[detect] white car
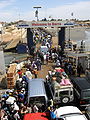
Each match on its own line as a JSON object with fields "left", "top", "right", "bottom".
{"left": 40, "top": 46, "right": 49, "bottom": 60}
{"left": 54, "top": 106, "right": 88, "bottom": 120}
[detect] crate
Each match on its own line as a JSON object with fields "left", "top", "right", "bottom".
{"left": 7, "top": 63, "right": 17, "bottom": 73}
{"left": 7, "top": 77, "right": 15, "bottom": 86}
{"left": 7, "top": 81, "right": 15, "bottom": 85}
{"left": 7, "top": 73, "right": 14, "bottom": 77}
{"left": 7, "top": 77, "right": 14, "bottom": 81}
{"left": 7, "top": 85, "right": 14, "bottom": 89}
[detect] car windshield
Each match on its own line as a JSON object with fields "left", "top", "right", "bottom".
{"left": 82, "top": 91, "right": 90, "bottom": 99}
{"left": 29, "top": 96, "right": 45, "bottom": 104}
{"left": 59, "top": 91, "right": 69, "bottom": 96}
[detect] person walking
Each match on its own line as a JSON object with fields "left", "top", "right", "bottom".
{"left": 49, "top": 107, "right": 58, "bottom": 120}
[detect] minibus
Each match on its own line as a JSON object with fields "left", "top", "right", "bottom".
{"left": 28, "top": 78, "right": 48, "bottom": 107}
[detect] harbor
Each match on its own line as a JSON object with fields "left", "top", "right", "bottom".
{"left": 0, "top": 0, "right": 90, "bottom": 119}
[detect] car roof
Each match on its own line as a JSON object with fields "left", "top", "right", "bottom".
{"left": 70, "top": 77, "right": 90, "bottom": 90}
{"left": 65, "top": 115, "right": 87, "bottom": 120}
{"left": 54, "top": 106, "right": 82, "bottom": 117}
{"left": 28, "top": 78, "right": 47, "bottom": 98}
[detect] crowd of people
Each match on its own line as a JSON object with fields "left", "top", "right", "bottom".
{"left": 0, "top": 28, "right": 85, "bottom": 120}
{"left": 1, "top": 47, "right": 84, "bottom": 120}
{"left": 0, "top": 30, "right": 53, "bottom": 120}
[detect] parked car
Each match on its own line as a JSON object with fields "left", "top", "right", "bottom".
{"left": 28, "top": 78, "right": 48, "bottom": 109}
{"left": 54, "top": 106, "right": 88, "bottom": 120}
{"left": 70, "top": 77, "right": 90, "bottom": 107}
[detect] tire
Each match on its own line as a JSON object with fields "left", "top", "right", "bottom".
{"left": 61, "top": 96, "right": 70, "bottom": 104}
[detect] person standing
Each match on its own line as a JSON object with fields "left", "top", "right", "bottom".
{"left": 77, "top": 63, "right": 83, "bottom": 77}
{"left": 25, "top": 69, "right": 32, "bottom": 80}
{"left": 46, "top": 54, "right": 49, "bottom": 64}
{"left": 49, "top": 107, "right": 58, "bottom": 120}
{"left": 13, "top": 110, "right": 21, "bottom": 120}
{"left": 34, "top": 67, "right": 38, "bottom": 78}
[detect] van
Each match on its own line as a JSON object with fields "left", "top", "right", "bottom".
{"left": 70, "top": 77, "right": 90, "bottom": 107}
{"left": 40, "top": 46, "right": 48, "bottom": 60}
{"left": 28, "top": 78, "right": 48, "bottom": 107}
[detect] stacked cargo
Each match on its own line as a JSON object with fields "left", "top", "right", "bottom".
{"left": 7, "top": 63, "right": 17, "bottom": 89}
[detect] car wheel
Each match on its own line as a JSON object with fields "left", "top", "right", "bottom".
{"left": 61, "top": 96, "right": 70, "bottom": 103}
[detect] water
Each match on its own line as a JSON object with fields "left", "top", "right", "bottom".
{"left": 4, "top": 52, "right": 28, "bottom": 67}
{"left": 0, "top": 51, "right": 6, "bottom": 74}
{"left": 84, "top": 31, "right": 90, "bottom": 51}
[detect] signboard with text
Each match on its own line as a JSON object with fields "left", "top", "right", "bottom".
{"left": 17, "top": 21, "right": 74, "bottom": 28}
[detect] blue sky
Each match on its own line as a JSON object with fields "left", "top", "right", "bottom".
{"left": 0, "top": 0, "right": 90, "bottom": 22}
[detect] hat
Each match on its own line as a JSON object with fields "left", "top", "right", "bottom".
{"left": 9, "top": 92, "right": 13, "bottom": 96}
{"left": 18, "top": 78, "right": 22, "bottom": 82}
{"left": 8, "top": 90, "right": 13, "bottom": 93}
{"left": 48, "top": 107, "right": 50, "bottom": 110}
{"left": 21, "top": 91, "right": 23, "bottom": 93}
{"left": 35, "top": 66, "right": 37, "bottom": 69}
{"left": 21, "top": 88, "right": 25, "bottom": 91}
{"left": 27, "top": 69, "right": 29, "bottom": 71}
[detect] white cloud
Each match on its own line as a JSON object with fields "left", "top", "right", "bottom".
{"left": 38, "top": 1, "right": 90, "bottom": 20}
